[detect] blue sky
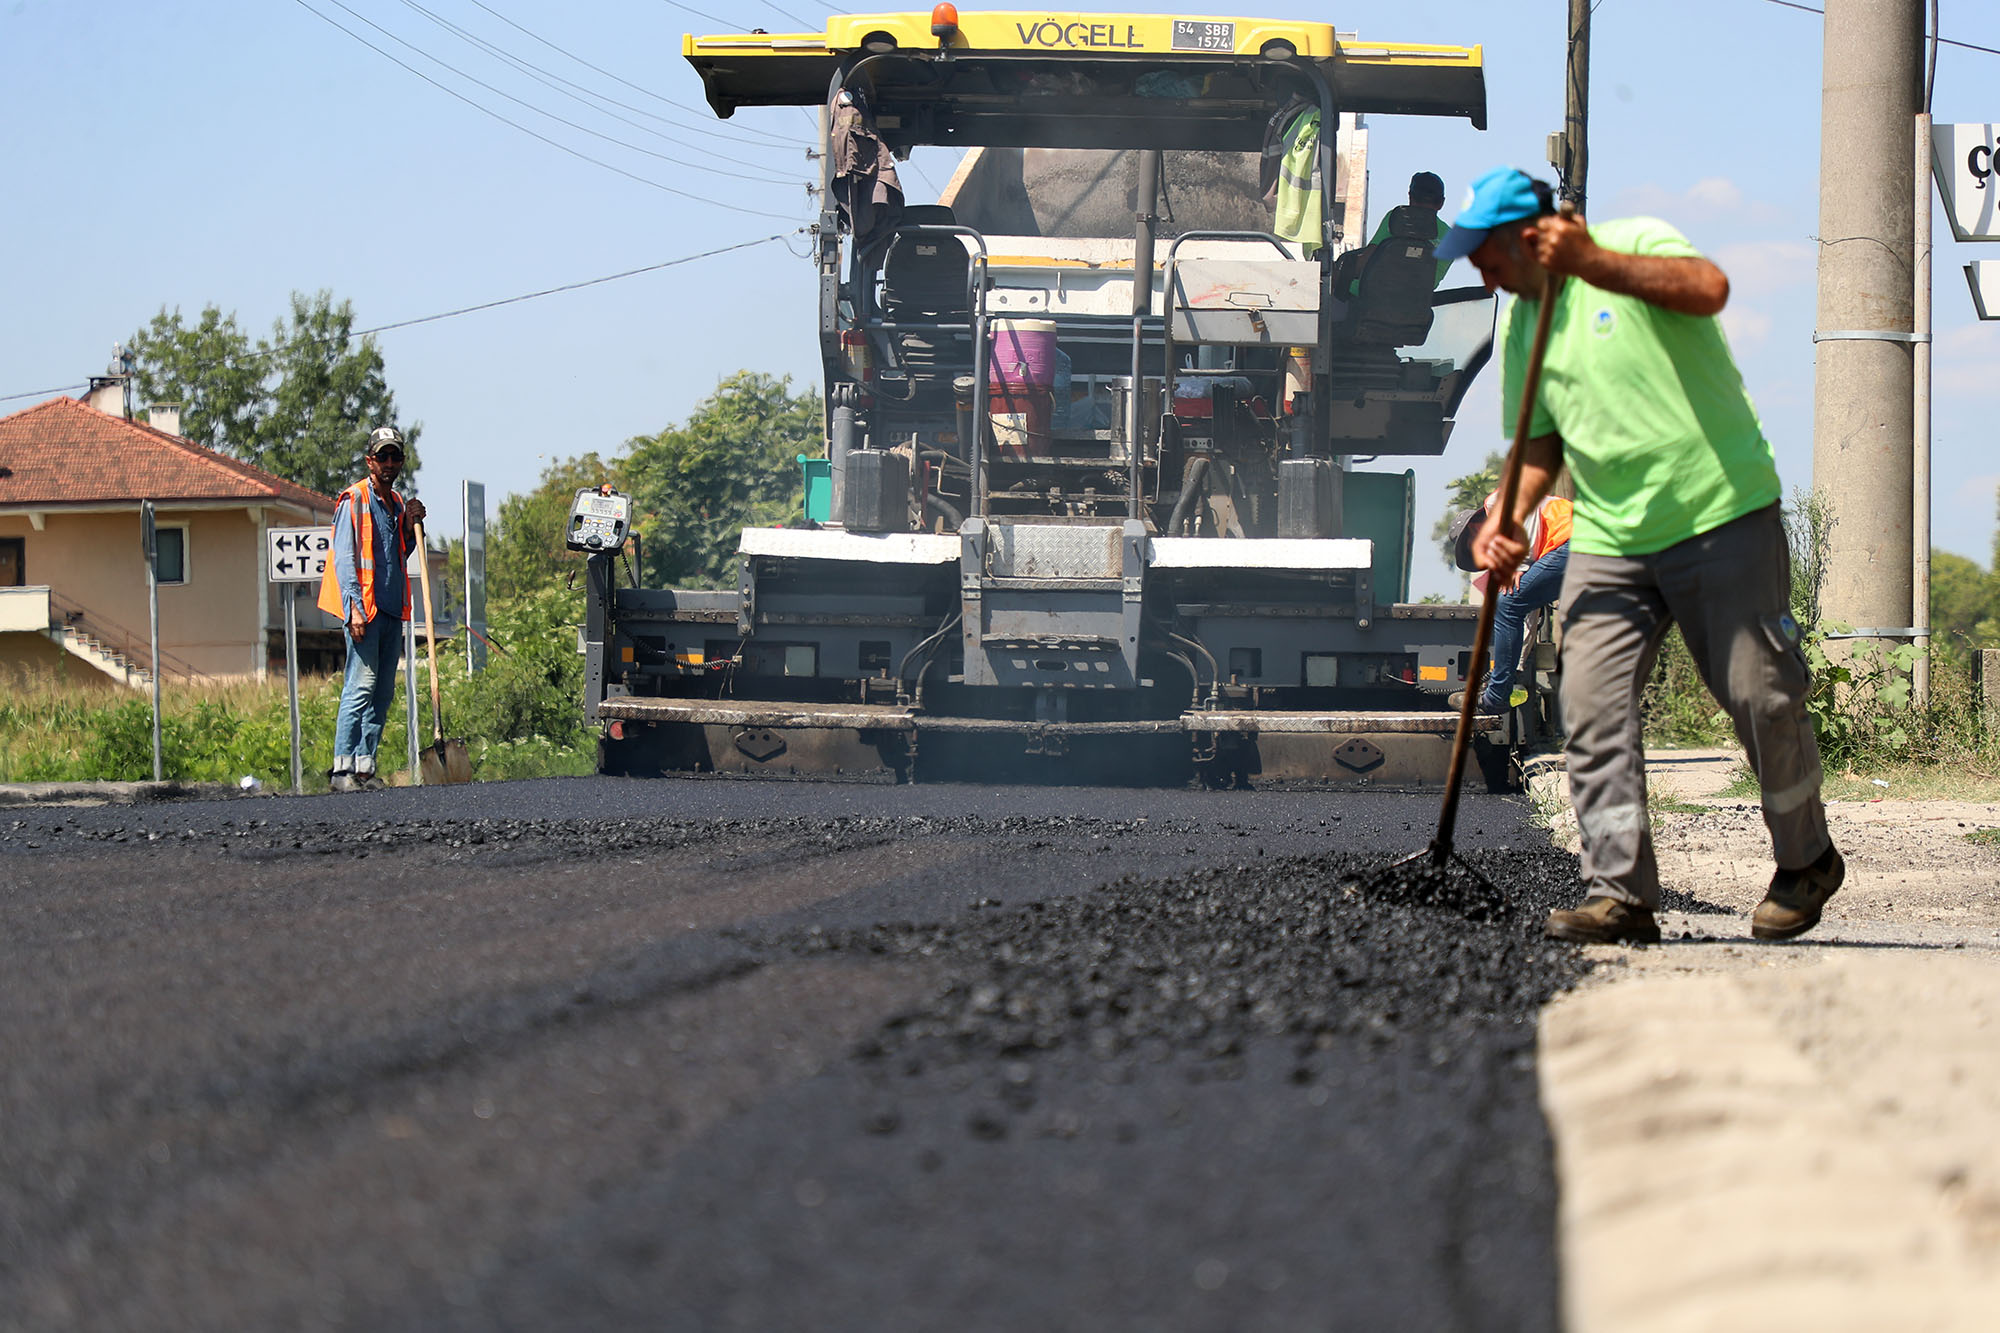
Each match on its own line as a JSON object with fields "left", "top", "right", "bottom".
{"left": 4, "top": 0, "right": 1995, "bottom": 599}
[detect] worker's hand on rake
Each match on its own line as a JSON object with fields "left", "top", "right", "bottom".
{"left": 1527, "top": 208, "right": 1593, "bottom": 278}
{"left": 1473, "top": 508, "right": 1527, "bottom": 584}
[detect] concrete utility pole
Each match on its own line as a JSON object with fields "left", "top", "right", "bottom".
{"left": 1563, "top": 0, "right": 1590, "bottom": 214}
{"left": 1812, "top": 0, "right": 1924, "bottom": 645}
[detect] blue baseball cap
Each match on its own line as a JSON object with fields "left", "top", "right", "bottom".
{"left": 1435, "top": 167, "right": 1553, "bottom": 263}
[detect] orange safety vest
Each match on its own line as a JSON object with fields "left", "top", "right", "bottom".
{"left": 317, "top": 478, "right": 411, "bottom": 621}
{"left": 1531, "top": 496, "right": 1573, "bottom": 563}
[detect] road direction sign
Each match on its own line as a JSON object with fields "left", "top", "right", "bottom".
{"left": 1969, "top": 261, "right": 2000, "bottom": 320}
{"left": 267, "top": 526, "right": 333, "bottom": 583}
{"left": 1932, "top": 123, "right": 2000, "bottom": 242}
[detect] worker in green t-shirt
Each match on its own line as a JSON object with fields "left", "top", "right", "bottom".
{"left": 1368, "top": 171, "right": 1451, "bottom": 288}
{"left": 1443, "top": 166, "right": 1841, "bottom": 947}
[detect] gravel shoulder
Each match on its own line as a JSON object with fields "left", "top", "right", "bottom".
{"left": 1534, "top": 748, "right": 2000, "bottom": 1331}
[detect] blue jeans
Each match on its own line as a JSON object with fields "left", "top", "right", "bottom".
{"left": 334, "top": 613, "right": 405, "bottom": 769}
{"left": 1482, "top": 543, "right": 1569, "bottom": 707}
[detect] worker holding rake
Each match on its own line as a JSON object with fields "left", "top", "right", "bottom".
{"left": 1442, "top": 167, "right": 1841, "bottom": 946}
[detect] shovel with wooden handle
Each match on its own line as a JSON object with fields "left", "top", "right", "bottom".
{"left": 412, "top": 521, "right": 473, "bottom": 785}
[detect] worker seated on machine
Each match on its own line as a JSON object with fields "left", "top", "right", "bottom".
{"left": 1366, "top": 171, "right": 1451, "bottom": 289}
{"left": 1329, "top": 171, "right": 1449, "bottom": 346}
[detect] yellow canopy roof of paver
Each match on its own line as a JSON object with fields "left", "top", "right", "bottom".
{"left": 683, "top": 11, "right": 1486, "bottom": 138}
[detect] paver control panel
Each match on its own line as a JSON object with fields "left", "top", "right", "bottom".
{"left": 565, "top": 487, "right": 632, "bottom": 553}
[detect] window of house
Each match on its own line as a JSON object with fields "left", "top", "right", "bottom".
{"left": 155, "top": 526, "right": 188, "bottom": 585}
{"left": 0, "top": 538, "right": 22, "bottom": 587}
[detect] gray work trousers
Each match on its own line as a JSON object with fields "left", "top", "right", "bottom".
{"left": 1558, "top": 503, "right": 1830, "bottom": 909}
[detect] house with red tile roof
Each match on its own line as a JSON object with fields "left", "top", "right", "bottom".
{"left": 0, "top": 391, "right": 346, "bottom": 685}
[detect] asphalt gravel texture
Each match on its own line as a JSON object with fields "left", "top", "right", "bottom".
{"left": 0, "top": 776, "right": 1613, "bottom": 1331}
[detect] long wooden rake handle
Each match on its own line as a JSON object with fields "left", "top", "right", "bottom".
{"left": 1430, "top": 246, "right": 1570, "bottom": 860}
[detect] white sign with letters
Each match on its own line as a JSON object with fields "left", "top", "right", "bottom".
{"left": 1932, "top": 123, "right": 2000, "bottom": 242}
{"left": 1969, "top": 261, "right": 2000, "bottom": 321}
{"left": 266, "top": 525, "right": 333, "bottom": 583}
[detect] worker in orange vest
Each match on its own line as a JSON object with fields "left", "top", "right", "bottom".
{"left": 317, "top": 427, "right": 426, "bottom": 791}
{"left": 1480, "top": 487, "right": 1570, "bottom": 714}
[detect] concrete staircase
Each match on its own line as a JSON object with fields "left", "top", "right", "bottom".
{"left": 48, "top": 623, "right": 154, "bottom": 691}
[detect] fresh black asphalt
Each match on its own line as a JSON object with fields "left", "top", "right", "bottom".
{"left": 0, "top": 776, "right": 1591, "bottom": 1331}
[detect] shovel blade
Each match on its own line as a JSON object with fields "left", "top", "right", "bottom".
{"left": 420, "top": 739, "right": 473, "bottom": 785}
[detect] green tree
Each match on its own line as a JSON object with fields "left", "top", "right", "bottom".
{"left": 623, "top": 372, "right": 820, "bottom": 589}
{"left": 127, "top": 290, "right": 419, "bottom": 499}
{"left": 125, "top": 306, "right": 263, "bottom": 455}
{"left": 488, "top": 452, "right": 625, "bottom": 602}
{"left": 1932, "top": 549, "right": 2000, "bottom": 661}
{"left": 257, "top": 292, "right": 420, "bottom": 499}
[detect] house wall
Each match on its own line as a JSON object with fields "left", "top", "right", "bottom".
{"left": 0, "top": 509, "right": 264, "bottom": 679}
{"left": 0, "top": 628, "right": 121, "bottom": 690}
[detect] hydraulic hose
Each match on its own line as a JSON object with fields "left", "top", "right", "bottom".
{"left": 896, "top": 611, "right": 963, "bottom": 704}
{"left": 1168, "top": 629, "right": 1222, "bottom": 708}
{"left": 923, "top": 493, "right": 964, "bottom": 531}
{"left": 1167, "top": 455, "right": 1210, "bottom": 536}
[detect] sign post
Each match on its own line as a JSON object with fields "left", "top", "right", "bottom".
{"left": 285, "top": 588, "right": 303, "bottom": 793}
{"left": 140, "top": 500, "right": 162, "bottom": 781}
{"left": 463, "top": 481, "right": 488, "bottom": 673}
{"left": 265, "top": 525, "right": 333, "bottom": 793}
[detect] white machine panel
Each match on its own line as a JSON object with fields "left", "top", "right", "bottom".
{"left": 739, "top": 527, "right": 960, "bottom": 565}
{"left": 1148, "top": 537, "right": 1374, "bottom": 570}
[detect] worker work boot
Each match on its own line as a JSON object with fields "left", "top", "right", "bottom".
{"left": 354, "top": 771, "right": 387, "bottom": 792}
{"left": 1544, "top": 895, "right": 1661, "bottom": 945}
{"left": 1752, "top": 843, "right": 1845, "bottom": 941}
{"left": 329, "top": 771, "right": 358, "bottom": 793}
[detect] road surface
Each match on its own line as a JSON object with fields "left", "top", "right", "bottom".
{"left": 1, "top": 776, "right": 1584, "bottom": 1331}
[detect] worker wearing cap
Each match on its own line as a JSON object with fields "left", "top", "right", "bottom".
{"left": 1447, "top": 167, "right": 1840, "bottom": 946}
{"left": 318, "top": 426, "right": 426, "bottom": 792}
{"left": 1369, "top": 171, "right": 1452, "bottom": 287}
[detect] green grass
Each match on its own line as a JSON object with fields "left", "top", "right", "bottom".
{"left": 0, "top": 592, "right": 596, "bottom": 788}
{"left": 1965, "top": 827, "right": 2000, "bottom": 848}
{"left": 1647, "top": 781, "right": 1713, "bottom": 815}
{"left": 0, "top": 669, "right": 595, "bottom": 788}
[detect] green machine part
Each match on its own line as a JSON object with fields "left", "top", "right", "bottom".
{"left": 1341, "top": 468, "right": 1416, "bottom": 605}
{"left": 799, "top": 455, "right": 832, "bottom": 523}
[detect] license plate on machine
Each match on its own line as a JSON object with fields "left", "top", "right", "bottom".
{"left": 1171, "top": 20, "right": 1234, "bottom": 51}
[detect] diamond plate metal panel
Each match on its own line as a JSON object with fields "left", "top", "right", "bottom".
{"left": 988, "top": 524, "right": 1123, "bottom": 579}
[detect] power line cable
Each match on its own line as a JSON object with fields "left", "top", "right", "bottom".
{"left": 350, "top": 233, "right": 797, "bottom": 338}
{"left": 288, "top": 0, "right": 798, "bottom": 216}
{"left": 394, "top": 0, "right": 806, "bottom": 160}
{"left": 314, "top": 0, "right": 800, "bottom": 186}
{"left": 459, "top": 0, "right": 807, "bottom": 148}
{"left": 659, "top": 0, "right": 740, "bottom": 31}
{"left": 1759, "top": 0, "right": 2000, "bottom": 57}
{"left": 761, "top": 2, "right": 819, "bottom": 28}
{"left": 0, "top": 233, "right": 797, "bottom": 406}
{"left": 0, "top": 379, "right": 90, "bottom": 404}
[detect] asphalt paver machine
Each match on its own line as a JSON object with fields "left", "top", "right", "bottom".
{"left": 583, "top": 10, "right": 1529, "bottom": 786}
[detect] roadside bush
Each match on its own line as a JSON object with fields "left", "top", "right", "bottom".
{"left": 455, "top": 586, "right": 589, "bottom": 753}
{"left": 0, "top": 594, "right": 595, "bottom": 787}
{"left": 1640, "top": 487, "right": 2000, "bottom": 775}
{"left": 1640, "top": 628, "right": 1735, "bottom": 748}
